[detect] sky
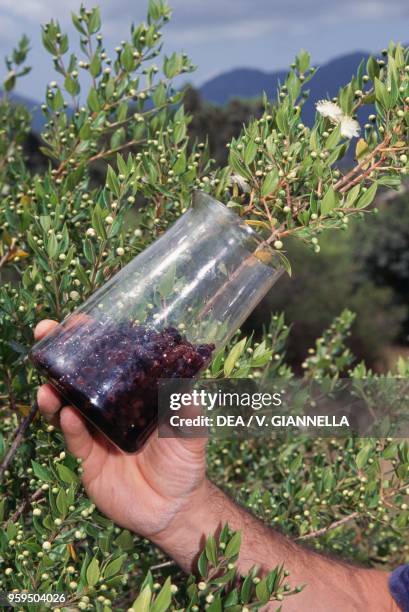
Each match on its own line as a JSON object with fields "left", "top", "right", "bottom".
{"left": 0, "top": 0, "right": 408, "bottom": 102}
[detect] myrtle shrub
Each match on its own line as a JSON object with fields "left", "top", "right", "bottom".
{"left": 0, "top": 1, "right": 408, "bottom": 610}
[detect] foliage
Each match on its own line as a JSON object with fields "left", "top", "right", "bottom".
{"left": 221, "top": 46, "right": 408, "bottom": 270}
{"left": 249, "top": 230, "right": 406, "bottom": 368}
{"left": 0, "top": 2, "right": 409, "bottom": 610}
{"left": 354, "top": 191, "right": 409, "bottom": 339}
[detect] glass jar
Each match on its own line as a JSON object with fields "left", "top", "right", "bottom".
{"left": 29, "top": 191, "right": 283, "bottom": 452}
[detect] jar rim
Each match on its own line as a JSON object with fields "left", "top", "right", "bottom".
{"left": 192, "top": 190, "right": 278, "bottom": 268}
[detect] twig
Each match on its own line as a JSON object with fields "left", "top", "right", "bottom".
{"left": 334, "top": 137, "right": 390, "bottom": 191}
{"left": 0, "top": 238, "right": 17, "bottom": 271}
{"left": 295, "top": 511, "right": 359, "bottom": 541}
{"left": 10, "top": 487, "right": 44, "bottom": 523}
{"left": 0, "top": 400, "right": 39, "bottom": 481}
{"left": 150, "top": 560, "right": 175, "bottom": 571}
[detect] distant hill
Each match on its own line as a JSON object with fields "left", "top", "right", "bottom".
{"left": 1, "top": 90, "right": 44, "bottom": 132}
{"left": 199, "top": 51, "right": 370, "bottom": 124}
{"left": 1, "top": 49, "right": 397, "bottom": 132}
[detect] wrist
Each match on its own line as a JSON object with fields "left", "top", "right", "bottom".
{"left": 152, "top": 478, "right": 228, "bottom": 572}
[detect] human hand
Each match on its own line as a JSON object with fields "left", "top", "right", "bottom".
{"left": 35, "top": 319, "right": 209, "bottom": 544}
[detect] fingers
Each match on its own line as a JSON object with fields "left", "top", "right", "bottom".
{"left": 34, "top": 318, "right": 95, "bottom": 463}
{"left": 34, "top": 319, "right": 59, "bottom": 341}
{"left": 37, "top": 384, "right": 62, "bottom": 426}
{"left": 60, "top": 406, "right": 94, "bottom": 462}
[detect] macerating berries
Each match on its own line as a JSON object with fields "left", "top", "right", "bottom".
{"left": 30, "top": 319, "right": 214, "bottom": 452}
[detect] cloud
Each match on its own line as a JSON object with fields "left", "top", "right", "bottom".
{"left": 0, "top": 0, "right": 79, "bottom": 22}
{"left": 0, "top": 0, "right": 408, "bottom": 101}
{"left": 2, "top": 0, "right": 407, "bottom": 41}
{"left": 99, "top": 0, "right": 409, "bottom": 42}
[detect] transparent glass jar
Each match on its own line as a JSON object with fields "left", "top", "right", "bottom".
{"left": 30, "top": 191, "right": 283, "bottom": 452}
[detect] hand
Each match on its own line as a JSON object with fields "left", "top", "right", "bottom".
{"left": 35, "top": 319, "right": 209, "bottom": 544}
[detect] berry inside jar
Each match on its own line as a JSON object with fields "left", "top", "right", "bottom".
{"left": 30, "top": 317, "right": 214, "bottom": 452}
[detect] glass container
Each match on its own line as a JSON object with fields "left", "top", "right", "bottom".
{"left": 29, "top": 191, "right": 283, "bottom": 452}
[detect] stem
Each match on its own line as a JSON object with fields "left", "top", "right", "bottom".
{"left": 0, "top": 400, "right": 39, "bottom": 482}
{"left": 87, "top": 138, "right": 143, "bottom": 164}
{"left": 295, "top": 511, "right": 359, "bottom": 541}
{"left": 10, "top": 486, "right": 44, "bottom": 523}
{"left": 0, "top": 238, "right": 17, "bottom": 271}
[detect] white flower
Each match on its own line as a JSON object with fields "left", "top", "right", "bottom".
{"left": 316, "top": 100, "right": 344, "bottom": 122}
{"left": 316, "top": 99, "right": 360, "bottom": 139}
{"left": 340, "top": 116, "right": 361, "bottom": 139}
{"left": 230, "top": 173, "right": 250, "bottom": 193}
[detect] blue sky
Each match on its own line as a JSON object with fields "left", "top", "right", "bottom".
{"left": 0, "top": 0, "right": 408, "bottom": 101}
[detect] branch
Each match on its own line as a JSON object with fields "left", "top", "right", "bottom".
{"left": 0, "top": 238, "right": 17, "bottom": 271}
{"left": 0, "top": 400, "right": 39, "bottom": 481}
{"left": 295, "top": 511, "right": 359, "bottom": 541}
{"left": 10, "top": 486, "right": 44, "bottom": 523}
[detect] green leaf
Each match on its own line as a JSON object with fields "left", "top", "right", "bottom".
{"left": 205, "top": 534, "right": 218, "bottom": 566}
{"left": 89, "top": 54, "right": 102, "bottom": 78}
{"left": 104, "top": 554, "right": 127, "bottom": 579}
{"left": 31, "top": 460, "right": 53, "bottom": 482}
{"left": 151, "top": 576, "right": 172, "bottom": 612}
{"left": 374, "top": 78, "right": 388, "bottom": 109}
{"left": 86, "top": 557, "right": 100, "bottom": 587}
{"left": 325, "top": 124, "right": 341, "bottom": 149}
{"left": 228, "top": 149, "right": 251, "bottom": 181}
{"left": 56, "top": 488, "right": 68, "bottom": 516}
{"left": 158, "top": 264, "right": 176, "bottom": 298}
{"left": 356, "top": 443, "right": 372, "bottom": 469}
{"left": 87, "top": 88, "right": 101, "bottom": 112}
{"left": 261, "top": 169, "right": 279, "bottom": 197}
{"left": 72, "top": 12, "right": 87, "bottom": 35}
{"left": 153, "top": 82, "right": 167, "bottom": 107}
{"left": 121, "top": 43, "right": 135, "bottom": 72}
{"left": 56, "top": 463, "right": 78, "bottom": 484}
{"left": 275, "top": 107, "right": 289, "bottom": 135}
{"left": 255, "top": 577, "right": 270, "bottom": 604}
{"left": 106, "top": 165, "right": 120, "bottom": 197}
{"left": 3, "top": 71, "right": 16, "bottom": 92}
{"left": 225, "top": 531, "right": 241, "bottom": 558}
{"left": 64, "top": 75, "right": 80, "bottom": 96}
{"left": 224, "top": 337, "right": 247, "bottom": 376}
{"left": 148, "top": 0, "right": 163, "bottom": 21}
{"left": 241, "top": 574, "right": 253, "bottom": 604}
{"left": 356, "top": 182, "right": 377, "bottom": 209}
{"left": 297, "top": 49, "right": 310, "bottom": 73}
{"left": 320, "top": 187, "right": 339, "bottom": 215}
{"left": 46, "top": 231, "right": 58, "bottom": 259}
{"left": 346, "top": 184, "right": 361, "bottom": 206}
{"left": 244, "top": 139, "right": 257, "bottom": 165}
{"left": 132, "top": 585, "right": 152, "bottom": 611}
{"left": 377, "top": 175, "right": 402, "bottom": 189}
{"left": 163, "top": 53, "right": 182, "bottom": 78}
{"left": 173, "top": 152, "right": 186, "bottom": 175}
{"left": 88, "top": 8, "right": 101, "bottom": 34}
{"left": 173, "top": 121, "right": 186, "bottom": 145}
{"left": 91, "top": 203, "right": 107, "bottom": 239}
{"left": 197, "top": 550, "right": 208, "bottom": 577}
{"left": 366, "top": 56, "right": 380, "bottom": 81}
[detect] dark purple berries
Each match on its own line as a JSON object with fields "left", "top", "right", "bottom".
{"left": 30, "top": 319, "right": 214, "bottom": 453}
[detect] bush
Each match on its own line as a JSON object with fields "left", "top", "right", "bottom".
{"left": 355, "top": 191, "right": 409, "bottom": 341}
{"left": 0, "top": 2, "right": 408, "bottom": 610}
{"left": 249, "top": 230, "right": 406, "bottom": 369}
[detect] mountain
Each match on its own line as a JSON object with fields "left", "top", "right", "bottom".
{"left": 199, "top": 51, "right": 370, "bottom": 124}
{"left": 2, "top": 49, "right": 395, "bottom": 132}
{"left": 1, "top": 90, "right": 44, "bottom": 132}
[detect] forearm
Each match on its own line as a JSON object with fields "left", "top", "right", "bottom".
{"left": 153, "top": 479, "right": 398, "bottom": 612}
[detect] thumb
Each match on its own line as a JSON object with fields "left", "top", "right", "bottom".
{"left": 60, "top": 406, "right": 94, "bottom": 462}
